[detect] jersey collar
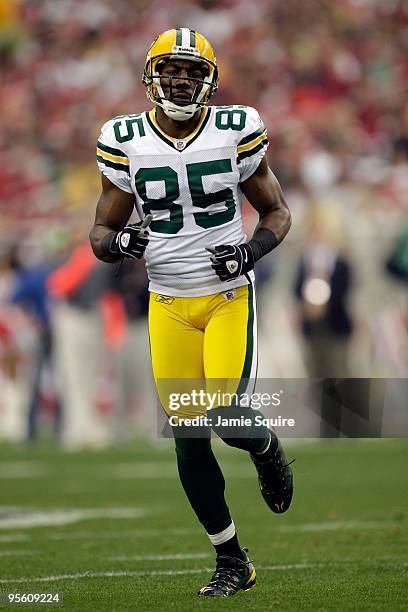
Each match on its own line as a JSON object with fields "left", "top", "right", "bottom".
{"left": 145, "top": 107, "right": 211, "bottom": 150}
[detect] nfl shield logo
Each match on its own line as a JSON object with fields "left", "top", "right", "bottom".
{"left": 175, "top": 140, "right": 186, "bottom": 151}
{"left": 223, "top": 289, "right": 236, "bottom": 301}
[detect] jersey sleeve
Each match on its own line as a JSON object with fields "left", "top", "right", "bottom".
{"left": 96, "top": 119, "right": 133, "bottom": 193}
{"left": 237, "top": 107, "right": 269, "bottom": 182}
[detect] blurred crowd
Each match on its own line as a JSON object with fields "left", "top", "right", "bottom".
{"left": 0, "top": 0, "right": 407, "bottom": 445}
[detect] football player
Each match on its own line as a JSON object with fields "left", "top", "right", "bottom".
{"left": 90, "top": 28, "right": 293, "bottom": 597}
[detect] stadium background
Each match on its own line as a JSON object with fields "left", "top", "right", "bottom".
{"left": 0, "top": 0, "right": 407, "bottom": 443}
{"left": 0, "top": 1, "right": 407, "bottom": 610}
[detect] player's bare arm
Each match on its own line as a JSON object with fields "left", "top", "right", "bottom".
{"left": 241, "top": 155, "right": 291, "bottom": 243}
{"left": 90, "top": 175, "right": 150, "bottom": 262}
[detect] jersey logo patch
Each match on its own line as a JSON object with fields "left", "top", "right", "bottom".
{"left": 226, "top": 260, "right": 239, "bottom": 274}
{"left": 222, "top": 289, "right": 236, "bottom": 301}
{"left": 155, "top": 295, "right": 175, "bottom": 305}
{"left": 120, "top": 233, "right": 130, "bottom": 248}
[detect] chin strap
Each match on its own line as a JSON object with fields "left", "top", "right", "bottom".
{"left": 160, "top": 99, "right": 199, "bottom": 121}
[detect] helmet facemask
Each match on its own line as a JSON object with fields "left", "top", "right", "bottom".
{"left": 143, "top": 55, "right": 218, "bottom": 121}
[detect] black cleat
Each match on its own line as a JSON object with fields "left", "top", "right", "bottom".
{"left": 250, "top": 433, "right": 294, "bottom": 513}
{"left": 197, "top": 548, "right": 256, "bottom": 597}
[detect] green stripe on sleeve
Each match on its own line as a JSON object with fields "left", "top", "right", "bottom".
{"left": 238, "top": 126, "right": 266, "bottom": 147}
{"left": 237, "top": 139, "right": 268, "bottom": 164}
{"left": 97, "top": 141, "right": 128, "bottom": 158}
{"left": 97, "top": 155, "right": 130, "bottom": 174}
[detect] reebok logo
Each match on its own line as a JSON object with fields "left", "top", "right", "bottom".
{"left": 155, "top": 295, "right": 175, "bottom": 305}
{"left": 172, "top": 45, "right": 200, "bottom": 56}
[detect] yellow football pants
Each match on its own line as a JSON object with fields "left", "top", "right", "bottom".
{"left": 148, "top": 284, "right": 257, "bottom": 419}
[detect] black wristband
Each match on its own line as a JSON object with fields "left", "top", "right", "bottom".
{"left": 100, "top": 232, "right": 122, "bottom": 260}
{"left": 247, "top": 228, "right": 279, "bottom": 263}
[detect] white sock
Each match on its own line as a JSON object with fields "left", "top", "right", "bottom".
{"left": 207, "top": 521, "right": 236, "bottom": 545}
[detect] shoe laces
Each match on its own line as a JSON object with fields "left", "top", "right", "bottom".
{"left": 207, "top": 553, "right": 251, "bottom": 591}
{"left": 257, "top": 455, "right": 295, "bottom": 488}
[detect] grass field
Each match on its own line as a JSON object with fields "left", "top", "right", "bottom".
{"left": 0, "top": 438, "right": 407, "bottom": 611}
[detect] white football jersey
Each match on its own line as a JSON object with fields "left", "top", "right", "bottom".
{"left": 96, "top": 105, "right": 268, "bottom": 296}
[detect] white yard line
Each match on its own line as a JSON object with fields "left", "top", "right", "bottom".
{"left": 0, "top": 463, "right": 49, "bottom": 479}
{"left": 0, "top": 564, "right": 323, "bottom": 584}
{"left": 41, "top": 519, "right": 398, "bottom": 540}
{"left": 0, "top": 557, "right": 406, "bottom": 585}
{"left": 107, "top": 462, "right": 256, "bottom": 479}
{"left": 46, "top": 527, "right": 196, "bottom": 541}
{"left": 109, "top": 553, "right": 210, "bottom": 561}
{"left": 0, "top": 551, "right": 34, "bottom": 557}
{"left": 0, "top": 508, "right": 146, "bottom": 530}
{"left": 273, "top": 520, "right": 395, "bottom": 533}
{"left": 0, "top": 535, "right": 30, "bottom": 543}
{"left": 0, "top": 519, "right": 396, "bottom": 542}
